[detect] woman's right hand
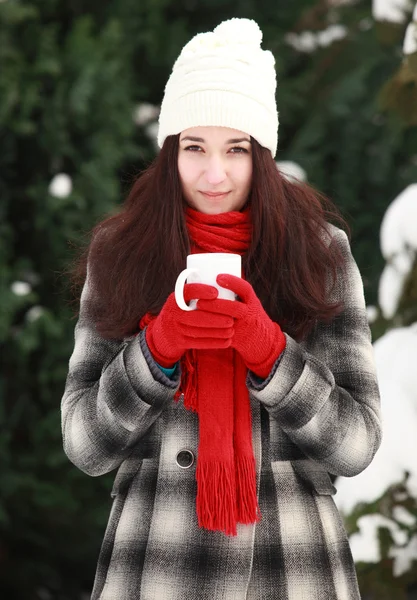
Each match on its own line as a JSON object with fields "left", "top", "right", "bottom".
{"left": 145, "top": 283, "right": 234, "bottom": 367}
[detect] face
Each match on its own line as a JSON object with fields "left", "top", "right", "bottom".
{"left": 177, "top": 126, "right": 253, "bottom": 215}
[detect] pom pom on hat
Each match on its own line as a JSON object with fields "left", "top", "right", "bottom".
{"left": 158, "top": 18, "right": 279, "bottom": 157}
{"left": 214, "top": 18, "right": 262, "bottom": 45}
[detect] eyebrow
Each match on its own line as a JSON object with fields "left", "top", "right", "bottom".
{"left": 180, "top": 135, "right": 251, "bottom": 144}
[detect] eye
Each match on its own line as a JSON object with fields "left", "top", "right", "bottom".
{"left": 229, "top": 146, "right": 249, "bottom": 154}
{"left": 184, "top": 145, "right": 203, "bottom": 152}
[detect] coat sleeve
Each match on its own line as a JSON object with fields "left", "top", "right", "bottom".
{"left": 61, "top": 268, "right": 180, "bottom": 477}
{"left": 247, "top": 227, "right": 382, "bottom": 477}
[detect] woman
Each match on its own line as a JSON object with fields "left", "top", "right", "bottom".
{"left": 62, "top": 18, "right": 381, "bottom": 600}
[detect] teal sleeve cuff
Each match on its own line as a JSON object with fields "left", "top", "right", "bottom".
{"left": 157, "top": 363, "right": 178, "bottom": 378}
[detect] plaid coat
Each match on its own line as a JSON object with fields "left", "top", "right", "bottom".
{"left": 61, "top": 227, "right": 381, "bottom": 600}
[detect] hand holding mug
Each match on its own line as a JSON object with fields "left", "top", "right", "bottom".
{"left": 145, "top": 283, "right": 234, "bottom": 368}
{"left": 197, "top": 274, "right": 287, "bottom": 379}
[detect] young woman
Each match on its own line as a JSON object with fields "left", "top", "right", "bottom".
{"left": 62, "top": 18, "right": 381, "bottom": 600}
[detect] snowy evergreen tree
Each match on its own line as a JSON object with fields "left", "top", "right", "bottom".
{"left": 334, "top": 5, "right": 417, "bottom": 598}
{"left": 336, "top": 183, "right": 417, "bottom": 599}
{"left": 0, "top": 1, "right": 141, "bottom": 597}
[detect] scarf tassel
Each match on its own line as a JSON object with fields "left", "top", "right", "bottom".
{"left": 196, "top": 460, "right": 238, "bottom": 537}
{"left": 235, "top": 455, "right": 260, "bottom": 524}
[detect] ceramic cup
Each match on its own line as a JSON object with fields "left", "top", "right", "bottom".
{"left": 174, "top": 253, "right": 242, "bottom": 311}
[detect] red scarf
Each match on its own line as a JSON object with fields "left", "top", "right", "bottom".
{"left": 141, "top": 206, "right": 259, "bottom": 536}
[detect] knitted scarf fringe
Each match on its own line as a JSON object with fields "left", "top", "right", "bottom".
{"left": 235, "top": 455, "right": 260, "bottom": 524}
{"left": 196, "top": 460, "right": 237, "bottom": 537}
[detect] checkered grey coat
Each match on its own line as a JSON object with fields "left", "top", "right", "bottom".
{"left": 61, "top": 227, "right": 381, "bottom": 600}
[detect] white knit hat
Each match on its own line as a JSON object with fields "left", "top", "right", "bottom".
{"left": 157, "top": 18, "right": 279, "bottom": 157}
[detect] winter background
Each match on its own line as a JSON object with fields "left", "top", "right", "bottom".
{"left": 1, "top": 0, "right": 417, "bottom": 598}
{"left": 280, "top": 1, "right": 417, "bottom": 591}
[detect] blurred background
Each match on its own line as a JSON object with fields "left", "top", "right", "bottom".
{"left": 1, "top": 0, "right": 417, "bottom": 598}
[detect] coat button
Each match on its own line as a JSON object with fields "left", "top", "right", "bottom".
{"left": 176, "top": 449, "right": 195, "bottom": 469}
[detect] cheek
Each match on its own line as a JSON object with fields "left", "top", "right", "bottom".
{"left": 237, "top": 162, "right": 253, "bottom": 193}
{"left": 178, "top": 156, "right": 199, "bottom": 186}
{"left": 178, "top": 157, "right": 201, "bottom": 205}
{"left": 177, "top": 156, "right": 187, "bottom": 185}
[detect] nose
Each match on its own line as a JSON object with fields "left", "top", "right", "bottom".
{"left": 205, "top": 155, "right": 227, "bottom": 186}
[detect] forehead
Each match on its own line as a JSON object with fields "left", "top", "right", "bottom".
{"left": 180, "top": 126, "right": 250, "bottom": 143}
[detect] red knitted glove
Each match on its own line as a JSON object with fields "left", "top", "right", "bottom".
{"left": 197, "top": 274, "right": 286, "bottom": 379}
{"left": 146, "top": 283, "right": 234, "bottom": 368}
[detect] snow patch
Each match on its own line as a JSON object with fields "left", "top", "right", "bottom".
{"left": 372, "top": 0, "right": 413, "bottom": 24}
{"left": 11, "top": 281, "right": 32, "bottom": 296}
{"left": 49, "top": 173, "right": 72, "bottom": 198}
{"left": 378, "top": 184, "right": 417, "bottom": 318}
{"left": 133, "top": 103, "right": 160, "bottom": 126}
{"left": 276, "top": 161, "right": 307, "bottom": 182}
{"left": 366, "top": 305, "right": 379, "bottom": 323}
{"left": 403, "top": 20, "right": 417, "bottom": 54}
{"left": 285, "top": 25, "right": 347, "bottom": 53}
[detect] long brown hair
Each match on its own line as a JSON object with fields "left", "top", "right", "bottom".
{"left": 70, "top": 135, "right": 348, "bottom": 340}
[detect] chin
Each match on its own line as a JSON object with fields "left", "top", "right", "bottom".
{"left": 185, "top": 195, "right": 245, "bottom": 215}
{"left": 204, "top": 205, "right": 233, "bottom": 215}
{"left": 186, "top": 201, "right": 228, "bottom": 215}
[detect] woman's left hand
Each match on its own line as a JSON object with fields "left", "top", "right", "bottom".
{"left": 197, "top": 274, "right": 286, "bottom": 379}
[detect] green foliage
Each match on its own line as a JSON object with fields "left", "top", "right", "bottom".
{"left": 341, "top": 474, "right": 417, "bottom": 600}
{"left": 0, "top": 0, "right": 138, "bottom": 597}
{"left": 380, "top": 59, "right": 417, "bottom": 127}
{"left": 1, "top": 0, "right": 417, "bottom": 597}
{"left": 278, "top": 9, "right": 417, "bottom": 305}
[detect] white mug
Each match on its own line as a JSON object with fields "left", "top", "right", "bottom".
{"left": 175, "top": 253, "right": 242, "bottom": 311}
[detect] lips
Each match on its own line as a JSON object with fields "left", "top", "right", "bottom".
{"left": 200, "top": 191, "right": 230, "bottom": 198}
